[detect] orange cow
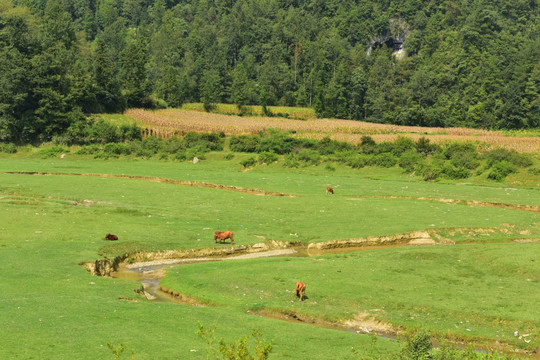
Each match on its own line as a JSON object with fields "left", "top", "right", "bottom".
{"left": 214, "top": 231, "right": 234, "bottom": 244}
{"left": 295, "top": 281, "right": 306, "bottom": 301}
{"left": 326, "top": 187, "right": 334, "bottom": 194}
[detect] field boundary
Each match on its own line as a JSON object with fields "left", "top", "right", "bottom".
{"left": 5, "top": 172, "right": 539, "bottom": 211}
{"left": 3, "top": 171, "right": 295, "bottom": 197}
{"left": 346, "top": 195, "right": 540, "bottom": 213}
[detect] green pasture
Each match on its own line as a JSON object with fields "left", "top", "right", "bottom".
{"left": 0, "top": 154, "right": 539, "bottom": 358}
{"left": 162, "top": 243, "right": 540, "bottom": 350}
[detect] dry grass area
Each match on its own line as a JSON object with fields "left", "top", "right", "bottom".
{"left": 125, "top": 108, "right": 540, "bottom": 153}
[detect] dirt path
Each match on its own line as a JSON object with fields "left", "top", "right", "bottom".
{"left": 125, "top": 249, "right": 297, "bottom": 269}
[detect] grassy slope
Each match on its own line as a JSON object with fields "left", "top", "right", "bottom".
{"left": 161, "top": 243, "right": 540, "bottom": 350}
{"left": 0, "top": 154, "right": 538, "bottom": 358}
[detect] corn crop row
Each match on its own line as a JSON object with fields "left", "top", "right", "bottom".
{"left": 126, "top": 109, "right": 540, "bottom": 153}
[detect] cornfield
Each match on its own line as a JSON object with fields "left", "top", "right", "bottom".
{"left": 125, "top": 109, "right": 540, "bottom": 153}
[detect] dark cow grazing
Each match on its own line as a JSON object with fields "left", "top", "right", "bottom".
{"left": 105, "top": 233, "right": 118, "bottom": 241}
{"left": 214, "top": 231, "right": 234, "bottom": 244}
{"left": 295, "top": 281, "right": 306, "bottom": 301}
{"left": 326, "top": 187, "right": 334, "bottom": 194}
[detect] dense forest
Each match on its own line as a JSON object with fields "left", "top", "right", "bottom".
{"left": 1, "top": 0, "right": 539, "bottom": 142}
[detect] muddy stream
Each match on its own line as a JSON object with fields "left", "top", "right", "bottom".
{"left": 110, "top": 246, "right": 400, "bottom": 336}
{"left": 106, "top": 242, "right": 540, "bottom": 358}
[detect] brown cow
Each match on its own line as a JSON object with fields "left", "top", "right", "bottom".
{"left": 295, "top": 281, "right": 306, "bottom": 301}
{"left": 105, "top": 233, "right": 118, "bottom": 241}
{"left": 214, "top": 231, "right": 234, "bottom": 244}
{"left": 326, "top": 187, "right": 334, "bottom": 194}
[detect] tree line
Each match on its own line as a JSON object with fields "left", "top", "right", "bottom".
{"left": 1, "top": 0, "right": 539, "bottom": 143}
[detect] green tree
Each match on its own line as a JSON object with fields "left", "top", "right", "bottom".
{"left": 200, "top": 69, "right": 224, "bottom": 110}
{"left": 120, "top": 34, "right": 149, "bottom": 107}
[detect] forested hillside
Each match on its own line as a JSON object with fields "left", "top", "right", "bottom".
{"left": 1, "top": 0, "right": 539, "bottom": 142}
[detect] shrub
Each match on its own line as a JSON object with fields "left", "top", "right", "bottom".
{"left": 62, "top": 116, "right": 142, "bottom": 145}
{"left": 399, "top": 150, "right": 424, "bottom": 173}
{"left": 183, "top": 132, "right": 223, "bottom": 151}
{"left": 197, "top": 323, "right": 273, "bottom": 360}
{"left": 443, "top": 164, "right": 470, "bottom": 179}
{"left": 0, "top": 143, "right": 17, "bottom": 153}
{"left": 258, "top": 151, "right": 278, "bottom": 164}
{"left": 370, "top": 153, "right": 398, "bottom": 167}
{"left": 316, "top": 136, "right": 354, "bottom": 155}
{"left": 104, "top": 143, "right": 131, "bottom": 156}
{"left": 203, "top": 102, "right": 216, "bottom": 112}
{"left": 173, "top": 151, "right": 188, "bottom": 161}
{"left": 419, "top": 164, "right": 443, "bottom": 181}
{"left": 230, "top": 135, "right": 260, "bottom": 153}
{"left": 376, "top": 141, "right": 394, "bottom": 154}
{"left": 528, "top": 167, "right": 540, "bottom": 176}
{"left": 442, "top": 142, "right": 480, "bottom": 170}
{"left": 186, "top": 146, "right": 208, "bottom": 160}
{"left": 88, "top": 118, "right": 123, "bottom": 143}
{"left": 163, "top": 137, "right": 186, "bottom": 153}
{"left": 487, "top": 161, "right": 517, "bottom": 181}
{"left": 360, "top": 135, "right": 376, "bottom": 146}
{"left": 39, "top": 145, "right": 67, "bottom": 158}
{"left": 240, "top": 156, "right": 257, "bottom": 168}
{"left": 257, "top": 131, "right": 311, "bottom": 154}
{"left": 325, "top": 163, "right": 336, "bottom": 171}
{"left": 443, "top": 142, "right": 478, "bottom": 159}
{"left": 399, "top": 331, "right": 433, "bottom": 360}
{"left": 415, "top": 137, "right": 438, "bottom": 156}
{"left": 392, "top": 136, "right": 416, "bottom": 156}
{"left": 346, "top": 154, "right": 368, "bottom": 169}
{"left": 450, "top": 155, "right": 480, "bottom": 170}
{"left": 283, "top": 154, "right": 300, "bottom": 168}
{"left": 359, "top": 135, "right": 377, "bottom": 154}
{"left": 484, "top": 148, "right": 533, "bottom": 168}
{"left": 75, "top": 144, "right": 101, "bottom": 155}
{"left": 224, "top": 153, "right": 235, "bottom": 160}
{"left": 296, "top": 149, "right": 321, "bottom": 165}
{"left": 119, "top": 123, "right": 142, "bottom": 141}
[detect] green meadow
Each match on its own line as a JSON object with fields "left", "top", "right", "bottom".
{"left": 162, "top": 243, "right": 539, "bottom": 349}
{"left": 0, "top": 151, "right": 539, "bottom": 359}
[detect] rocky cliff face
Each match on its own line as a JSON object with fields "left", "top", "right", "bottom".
{"left": 367, "top": 18, "right": 410, "bottom": 59}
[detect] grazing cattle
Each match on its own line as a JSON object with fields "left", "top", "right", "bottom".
{"left": 326, "top": 187, "right": 334, "bottom": 194}
{"left": 214, "top": 231, "right": 234, "bottom": 244}
{"left": 105, "top": 233, "right": 118, "bottom": 241}
{"left": 295, "top": 281, "right": 306, "bottom": 301}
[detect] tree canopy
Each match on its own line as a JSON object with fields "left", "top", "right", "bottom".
{"left": 1, "top": 0, "right": 539, "bottom": 142}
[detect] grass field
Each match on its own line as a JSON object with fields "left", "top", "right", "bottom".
{"left": 161, "top": 243, "right": 539, "bottom": 348}
{"left": 0, "top": 151, "right": 539, "bottom": 359}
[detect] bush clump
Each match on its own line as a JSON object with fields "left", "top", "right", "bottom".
{"left": 484, "top": 148, "right": 533, "bottom": 168}
{"left": 370, "top": 153, "right": 398, "bottom": 167}
{"left": 487, "top": 161, "right": 517, "bottom": 181}
{"left": 399, "top": 150, "right": 425, "bottom": 173}
{"left": 240, "top": 156, "right": 257, "bottom": 168}
{"left": 443, "top": 164, "right": 470, "bottom": 179}
{"left": 229, "top": 135, "right": 260, "bottom": 153}
{"left": 39, "top": 145, "right": 68, "bottom": 158}
{"left": 0, "top": 143, "right": 17, "bottom": 153}
{"left": 296, "top": 149, "right": 321, "bottom": 165}
{"left": 258, "top": 151, "right": 279, "bottom": 164}
{"left": 392, "top": 136, "right": 416, "bottom": 156}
